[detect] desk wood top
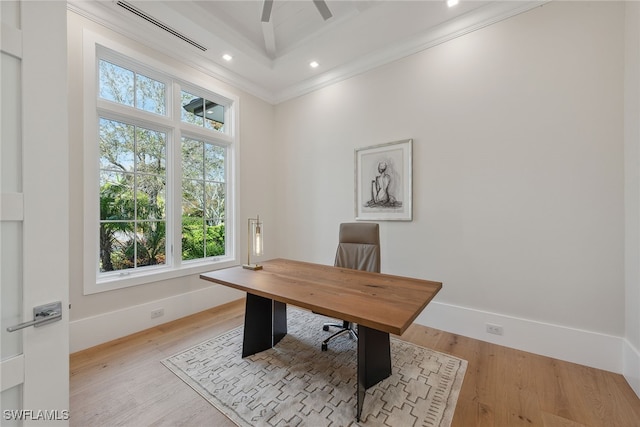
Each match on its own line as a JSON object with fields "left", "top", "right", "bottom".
{"left": 200, "top": 258, "right": 442, "bottom": 336}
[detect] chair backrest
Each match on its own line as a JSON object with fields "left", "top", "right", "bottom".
{"left": 334, "top": 222, "right": 380, "bottom": 273}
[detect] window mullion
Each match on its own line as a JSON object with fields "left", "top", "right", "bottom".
{"left": 173, "top": 83, "right": 183, "bottom": 269}
{"left": 201, "top": 141, "right": 206, "bottom": 258}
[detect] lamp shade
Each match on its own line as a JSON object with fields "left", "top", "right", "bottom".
{"left": 251, "top": 217, "right": 263, "bottom": 256}
{"left": 243, "top": 215, "right": 263, "bottom": 270}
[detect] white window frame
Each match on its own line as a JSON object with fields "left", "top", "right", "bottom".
{"left": 83, "top": 30, "right": 239, "bottom": 295}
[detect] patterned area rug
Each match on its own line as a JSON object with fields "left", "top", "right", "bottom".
{"left": 162, "top": 308, "right": 467, "bottom": 427}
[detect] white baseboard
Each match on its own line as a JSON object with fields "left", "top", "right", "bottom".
{"left": 623, "top": 339, "right": 640, "bottom": 397}
{"left": 69, "top": 285, "right": 243, "bottom": 353}
{"left": 416, "top": 301, "right": 623, "bottom": 374}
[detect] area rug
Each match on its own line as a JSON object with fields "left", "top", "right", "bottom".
{"left": 161, "top": 308, "right": 467, "bottom": 427}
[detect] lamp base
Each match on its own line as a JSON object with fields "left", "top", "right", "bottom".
{"left": 242, "top": 263, "right": 263, "bottom": 270}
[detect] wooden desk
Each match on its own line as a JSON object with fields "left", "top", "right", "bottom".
{"left": 200, "top": 258, "right": 442, "bottom": 420}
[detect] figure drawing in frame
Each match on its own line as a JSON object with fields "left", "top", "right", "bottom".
{"left": 366, "top": 159, "right": 402, "bottom": 209}
{"left": 355, "top": 139, "right": 412, "bottom": 221}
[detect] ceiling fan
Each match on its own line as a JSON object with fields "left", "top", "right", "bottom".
{"left": 261, "top": 0, "right": 333, "bottom": 23}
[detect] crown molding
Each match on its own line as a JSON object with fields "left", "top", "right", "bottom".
{"left": 275, "top": 1, "right": 548, "bottom": 104}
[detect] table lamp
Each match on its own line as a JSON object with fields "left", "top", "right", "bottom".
{"left": 243, "top": 215, "right": 263, "bottom": 270}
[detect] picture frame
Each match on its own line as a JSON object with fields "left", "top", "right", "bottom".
{"left": 355, "top": 139, "right": 412, "bottom": 221}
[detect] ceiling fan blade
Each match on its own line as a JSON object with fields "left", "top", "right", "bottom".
{"left": 313, "top": 0, "right": 333, "bottom": 21}
{"left": 261, "top": 0, "right": 274, "bottom": 23}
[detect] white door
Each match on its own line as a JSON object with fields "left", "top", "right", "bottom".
{"left": 1, "top": 1, "right": 69, "bottom": 425}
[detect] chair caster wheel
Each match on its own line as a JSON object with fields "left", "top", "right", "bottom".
{"left": 323, "top": 325, "right": 329, "bottom": 331}
{"left": 321, "top": 343, "right": 328, "bottom": 351}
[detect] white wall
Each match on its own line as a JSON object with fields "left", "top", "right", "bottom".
{"left": 274, "top": 1, "right": 626, "bottom": 372}
{"left": 67, "top": 11, "right": 276, "bottom": 352}
{"left": 624, "top": 1, "right": 640, "bottom": 396}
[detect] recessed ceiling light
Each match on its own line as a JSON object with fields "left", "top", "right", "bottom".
{"left": 222, "top": 54, "right": 233, "bottom": 61}
{"left": 310, "top": 61, "right": 319, "bottom": 68}
{"left": 447, "top": 0, "right": 459, "bottom": 7}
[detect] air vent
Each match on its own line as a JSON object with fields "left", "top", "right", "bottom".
{"left": 116, "top": 1, "right": 207, "bottom": 52}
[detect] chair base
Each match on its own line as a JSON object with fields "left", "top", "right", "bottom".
{"left": 321, "top": 321, "right": 357, "bottom": 351}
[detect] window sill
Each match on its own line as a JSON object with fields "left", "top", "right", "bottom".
{"left": 83, "top": 256, "right": 238, "bottom": 295}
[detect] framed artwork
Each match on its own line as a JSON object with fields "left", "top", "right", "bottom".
{"left": 355, "top": 139, "right": 412, "bottom": 221}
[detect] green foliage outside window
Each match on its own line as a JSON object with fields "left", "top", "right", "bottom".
{"left": 181, "top": 219, "right": 225, "bottom": 260}
{"left": 99, "top": 173, "right": 167, "bottom": 272}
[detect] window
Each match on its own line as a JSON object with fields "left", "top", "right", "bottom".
{"left": 181, "top": 137, "right": 226, "bottom": 261}
{"left": 99, "top": 118, "right": 167, "bottom": 272}
{"left": 181, "top": 91, "right": 225, "bottom": 131}
{"left": 84, "top": 40, "right": 237, "bottom": 294}
{"left": 98, "top": 60, "right": 166, "bottom": 115}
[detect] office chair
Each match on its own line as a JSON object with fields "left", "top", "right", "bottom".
{"left": 321, "top": 222, "right": 380, "bottom": 351}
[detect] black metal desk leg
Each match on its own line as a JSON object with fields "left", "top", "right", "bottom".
{"left": 273, "top": 300, "right": 287, "bottom": 345}
{"left": 356, "top": 325, "right": 392, "bottom": 421}
{"left": 242, "top": 294, "right": 288, "bottom": 357}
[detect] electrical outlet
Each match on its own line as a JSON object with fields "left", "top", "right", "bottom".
{"left": 151, "top": 308, "right": 164, "bottom": 319}
{"left": 486, "top": 323, "right": 503, "bottom": 335}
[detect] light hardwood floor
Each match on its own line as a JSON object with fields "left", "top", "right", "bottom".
{"left": 70, "top": 299, "right": 640, "bottom": 426}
